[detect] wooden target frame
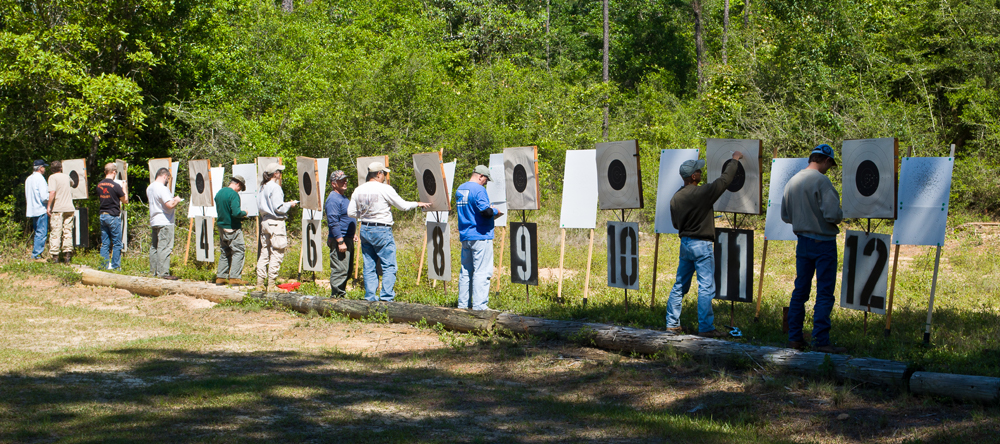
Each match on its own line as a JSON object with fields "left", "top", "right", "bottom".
{"left": 412, "top": 152, "right": 450, "bottom": 212}
{"left": 596, "top": 140, "right": 644, "bottom": 210}
{"left": 706, "top": 139, "right": 762, "bottom": 215}
{"left": 188, "top": 160, "right": 214, "bottom": 207}
{"left": 842, "top": 138, "right": 898, "bottom": 220}
{"left": 296, "top": 156, "right": 322, "bottom": 212}
{"left": 504, "top": 146, "right": 540, "bottom": 211}
{"left": 62, "top": 158, "right": 89, "bottom": 200}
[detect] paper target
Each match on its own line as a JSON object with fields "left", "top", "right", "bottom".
{"left": 842, "top": 138, "right": 898, "bottom": 219}
{"left": 427, "top": 161, "right": 456, "bottom": 222}
{"left": 509, "top": 222, "right": 538, "bottom": 285}
{"left": 356, "top": 156, "right": 389, "bottom": 187}
{"left": 301, "top": 218, "right": 323, "bottom": 272}
{"left": 60, "top": 158, "right": 88, "bottom": 200}
{"left": 706, "top": 139, "right": 762, "bottom": 214}
{"left": 714, "top": 228, "right": 754, "bottom": 303}
{"left": 194, "top": 215, "right": 214, "bottom": 263}
{"left": 487, "top": 153, "right": 508, "bottom": 226}
{"left": 412, "top": 152, "right": 450, "bottom": 212}
{"left": 232, "top": 163, "right": 259, "bottom": 217}
{"left": 426, "top": 221, "right": 452, "bottom": 281}
{"left": 596, "top": 140, "right": 643, "bottom": 210}
{"left": 653, "top": 149, "right": 700, "bottom": 234}
{"left": 187, "top": 167, "right": 223, "bottom": 219}
{"left": 840, "top": 230, "right": 889, "bottom": 314}
{"left": 114, "top": 159, "right": 128, "bottom": 182}
{"left": 148, "top": 158, "right": 178, "bottom": 194}
{"left": 606, "top": 221, "right": 640, "bottom": 290}
{"left": 188, "top": 160, "right": 214, "bottom": 207}
{"left": 764, "top": 158, "right": 809, "bottom": 241}
{"left": 559, "top": 150, "right": 599, "bottom": 229}
{"left": 73, "top": 207, "right": 89, "bottom": 248}
{"left": 296, "top": 156, "right": 322, "bottom": 212}
{"left": 892, "top": 157, "right": 954, "bottom": 246}
{"left": 255, "top": 157, "right": 281, "bottom": 190}
{"left": 504, "top": 146, "right": 540, "bottom": 211}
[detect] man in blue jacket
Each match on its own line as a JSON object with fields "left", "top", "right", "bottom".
{"left": 455, "top": 165, "right": 503, "bottom": 310}
{"left": 325, "top": 170, "right": 356, "bottom": 297}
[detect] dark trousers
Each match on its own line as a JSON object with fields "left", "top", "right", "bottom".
{"left": 788, "top": 235, "right": 838, "bottom": 346}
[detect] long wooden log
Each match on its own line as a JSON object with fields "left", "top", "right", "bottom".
{"left": 910, "top": 372, "right": 1000, "bottom": 403}
{"left": 80, "top": 269, "right": 244, "bottom": 303}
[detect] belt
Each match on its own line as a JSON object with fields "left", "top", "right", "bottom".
{"left": 360, "top": 222, "right": 389, "bottom": 227}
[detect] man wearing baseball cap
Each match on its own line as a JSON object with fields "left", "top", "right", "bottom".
{"left": 256, "top": 162, "right": 298, "bottom": 291}
{"left": 325, "top": 169, "right": 356, "bottom": 297}
{"left": 665, "top": 150, "right": 743, "bottom": 338}
{"left": 24, "top": 159, "right": 49, "bottom": 261}
{"left": 347, "top": 161, "right": 430, "bottom": 301}
{"left": 215, "top": 174, "right": 248, "bottom": 285}
{"left": 781, "top": 143, "right": 845, "bottom": 353}
{"left": 455, "top": 165, "right": 503, "bottom": 310}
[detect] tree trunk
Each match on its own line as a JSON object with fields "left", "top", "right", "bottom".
{"left": 910, "top": 372, "right": 1000, "bottom": 403}
{"left": 693, "top": 0, "right": 705, "bottom": 93}
{"left": 602, "top": 0, "right": 610, "bottom": 141}
{"left": 743, "top": 0, "right": 751, "bottom": 27}
{"left": 80, "top": 269, "right": 244, "bottom": 303}
{"left": 545, "top": 0, "right": 551, "bottom": 71}
{"left": 282, "top": 0, "right": 293, "bottom": 12}
{"left": 723, "top": 0, "right": 730, "bottom": 64}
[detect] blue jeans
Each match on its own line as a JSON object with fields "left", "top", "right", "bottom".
{"left": 788, "top": 235, "right": 838, "bottom": 346}
{"left": 458, "top": 239, "right": 493, "bottom": 310}
{"left": 359, "top": 225, "right": 397, "bottom": 302}
{"left": 30, "top": 214, "right": 48, "bottom": 258}
{"left": 665, "top": 237, "right": 717, "bottom": 333}
{"left": 100, "top": 214, "right": 123, "bottom": 269}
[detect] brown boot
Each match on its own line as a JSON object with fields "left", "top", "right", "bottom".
{"left": 215, "top": 278, "right": 228, "bottom": 285}
{"left": 228, "top": 279, "right": 247, "bottom": 286}
{"left": 62, "top": 252, "right": 73, "bottom": 264}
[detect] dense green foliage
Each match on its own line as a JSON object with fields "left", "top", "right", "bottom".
{"left": 1, "top": 0, "right": 999, "bottom": 219}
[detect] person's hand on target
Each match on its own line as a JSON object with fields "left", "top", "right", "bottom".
{"left": 732, "top": 151, "right": 744, "bottom": 161}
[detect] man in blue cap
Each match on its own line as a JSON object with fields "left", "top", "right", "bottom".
{"left": 665, "top": 150, "right": 743, "bottom": 338}
{"left": 455, "top": 165, "right": 503, "bottom": 310}
{"left": 25, "top": 159, "right": 49, "bottom": 261}
{"left": 781, "top": 143, "right": 845, "bottom": 353}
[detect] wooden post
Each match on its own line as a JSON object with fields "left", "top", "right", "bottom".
{"left": 583, "top": 228, "right": 595, "bottom": 305}
{"left": 416, "top": 229, "right": 427, "bottom": 284}
{"left": 183, "top": 218, "right": 194, "bottom": 265}
{"left": 884, "top": 244, "right": 901, "bottom": 337}
{"left": 650, "top": 233, "right": 661, "bottom": 309}
{"left": 754, "top": 238, "right": 769, "bottom": 320}
{"left": 492, "top": 226, "right": 507, "bottom": 293}
{"left": 923, "top": 245, "right": 943, "bottom": 344}
{"left": 557, "top": 228, "right": 566, "bottom": 300}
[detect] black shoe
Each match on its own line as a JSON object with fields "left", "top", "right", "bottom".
{"left": 786, "top": 341, "right": 809, "bottom": 351}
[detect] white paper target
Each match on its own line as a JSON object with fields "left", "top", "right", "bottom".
{"left": 413, "top": 152, "right": 450, "bottom": 212}
{"left": 356, "top": 156, "right": 389, "bottom": 187}
{"left": 596, "top": 140, "right": 643, "bottom": 210}
{"left": 303, "top": 158, "right": 328, "bottom": 221}
{"left": 764, "top": 158, "right": 809, "bottom": 241}
{"left": 606, "top": 221, "right": 640, "bottom": 289}
{"left": 840, "top": 230, "right": 890, "bottom": 314}
{"left": 559, "top": 150, "right": 598, "bottom": 229}
{"left": 187, "top": 160, "right": 214, "bottom": 207}
{"left": 714, "top": 228, "right": 754, "bottom": 303}
{"left": 427, "top": 161, "right": 456, "bottom": 223}
{"left": 653, "top": 149, "right": 700, "bottom": 234}
{"left": 148, "top": 158, "right": 179, "bottom": 194}
{"left": 504, "top": 146, "right": 540, "bottom": 211}
{"left": 301, "top": 218, "right": 324, "bottom": 272}
{"left": 61, "top": 159, "right": 88, "bottom": 200}
{"left": 842, "top": 138, "right": 898, "bottom": 219}
{"left": 426, "top": 221, "right": 452, "bottom": 281}
{"left": 194, "top": 216, "right": 214, "bottom": 263}
{"left": 707, "top": 139, "right": 762, "bottom": 214}
{"left": 232, "top": 164, "right": 259, "bottom": 217}
{"left": 256, "top": 157, "right": 281, "bottom": 189}
{"left": 295, "top": 157, "right": 322, "bottom": 212}
{"left": 892, "top": 157, "right": 954, "bottom": 246}
{"left": 487, "top": 153, "right": 507, "bottom": 226}
{"left": 187, "top": 167, "right": 223, "bottom": 219}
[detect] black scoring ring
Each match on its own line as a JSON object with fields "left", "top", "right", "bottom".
{"left": 195, "top": 173, "right": 205, "bottom": 194}
{"left": 608, "top": 159, "right": 627, "bottom": 191}
{"left": 303, "top": 172, "right": 313, "bottom": 195}
{"left": 69, "top": 170, "right": 79, "bottom": 188}
{"left": 723, "top": 159, "right": 746, "bottom": 192}
{"left": 422, "top": 169, "right": 437, "bottom": 196}
{"left": 513, "top": 164, "right": 528, "bottom": 193}
{"left": 856, "top": 160, "right": 880, "bottom": 197}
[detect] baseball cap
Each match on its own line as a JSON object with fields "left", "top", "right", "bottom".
{"left": 329, "top": 170, "right": 348, "bottom": 182}
{"left": 368, "top": 162, "right": 390, "bottom": 173}
{"left": 33, "top": 159, "right": 48, "bottom": 168}
{"left": 231, "top": 175, "right": 246, "bottom": 191}
{"left": 264, "top": 163, "right": 285, "bottom": 174}
{"left": 811, "top": 144, "right": 837, "bottom": 165}
{"left": 474, "top": 165, "right": 492, "bottom": 181}
{"left": 679, "top": 159, "right": 706, "bottom": 178}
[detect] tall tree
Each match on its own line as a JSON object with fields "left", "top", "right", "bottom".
{"left": 693, "top": 0, "right": 705, "bottom": 93}
{"left": 722, "top": 0, "right": 730, "bottom": 64}
{"left": 602, "top": 0, "right": 610, "bottom": 140}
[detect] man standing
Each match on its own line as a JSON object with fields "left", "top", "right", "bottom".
{"left": 256, "top": 163, "right": 297, "bottom": 292}
{"left": 781, "top": 144, "right": 845, "bottom": 354}
{"left": 46, "top": 160, "right": 76, "bottom": 263}
{"left": 325, "top": 170, "right": 356, "bottom": 297}
{"left": 96, "top": 163, "right": 128, "bottom": 270}
{"left": 25, "top": 160, "right": 49, "bottom": 261}
{"left": 455, "top": 165, "right": 502, "bottom": 310}
{"left": 347, "top": 162, "right": 430, "bottom": 302}
{"left": 665, "top": 151, "right": 743, "bottom": 338}
{"left": 215, "top": 175, "right": 248, "bottom": 285}
{"left": 147, "top": 168, "right": 182, "bottom": 280}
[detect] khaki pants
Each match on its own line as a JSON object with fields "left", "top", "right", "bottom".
{"left": 256, "top": 220, "right": 287, "bottom": 286}
{"left": 217, "top": 229, "right": 245, "bottom": 279}
{"left": 49, "top": 212, "right": 74, "bottom": 255}
{"left": 149, "top": 225, "right": 175, "bottom": 277}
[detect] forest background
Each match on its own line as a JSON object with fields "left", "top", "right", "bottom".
{"left": 1, "top": 0, "right": 999, "bottom": 223}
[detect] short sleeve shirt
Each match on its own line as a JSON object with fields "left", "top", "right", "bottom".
{"left": 147, "top": 181, "right": 175, "bottom": 226}
{"left": 47, "top": 173, "right": 75, "bottom": 213}
{"left": 97, "top": 179, "right": 126, "bottom": 217}
{"left": 455, "top": 181, "right": 494, "bottom": 241}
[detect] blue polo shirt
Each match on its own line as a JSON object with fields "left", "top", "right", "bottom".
{"left": 455, "top": 181, "right": 494, "bottom": 241}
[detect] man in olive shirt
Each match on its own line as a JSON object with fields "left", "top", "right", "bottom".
{"left": 665, "top": 151, "right": 743, "bottom": 337}
{"left": 46, "top": 160, "right": 76, "bottom": 263}
{"left": 215, "top": 175, "right": 248, "bottom": 285}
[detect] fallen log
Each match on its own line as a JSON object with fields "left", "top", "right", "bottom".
{"left": 910, "top": 371, "right": 1000, "bottom": 403}
{"left": 80, "top": 269, "right": 244, "bottom": 303}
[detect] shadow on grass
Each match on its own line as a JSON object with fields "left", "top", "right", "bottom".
{"left": 0, "top": 347, "right": 797, "bottom": 444}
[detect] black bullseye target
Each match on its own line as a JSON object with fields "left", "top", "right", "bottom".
{"left": 303, "top": 172, "right": 313, "bottom": 196}
{"left": 422, "top": 169, "right": 437, "bottom": 196}
{"left": 608, "top": 159, "right": 627, "bottom": 191}
{"left": 596, "top": 140, "right": 643, "bottom": 210}
{"left": 196, "top": 173, "right": 206, "bottom": 194}
{"left": 513, "top": 165, "right": 528, "bottom": 193}
{"left": 706, "top": 139, "right": 761, "bottom": 214}
{"left": 723, "top": 159, "right": 746, "bottom": 192}
{"left": 856, "top": 160, "right": 880, "bottom": 197}
{"left": 69, "top": 171, "right": 80, "bottom": 188}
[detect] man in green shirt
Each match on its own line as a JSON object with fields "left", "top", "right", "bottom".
{"left": 215, "top": 175, "right": 248, "bottom": 285}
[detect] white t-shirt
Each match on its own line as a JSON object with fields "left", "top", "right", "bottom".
{"left": 347, "top": 181, "right": 419, "bottom": 225}
{"left": 147, "top": 181, "right": 176, "bottom": 226}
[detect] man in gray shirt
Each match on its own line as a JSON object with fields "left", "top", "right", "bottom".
{"left": 781, "top": 143, "right": 845, "bottom": 354}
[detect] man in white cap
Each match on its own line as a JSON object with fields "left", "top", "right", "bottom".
{"left": 256, "top": 162, "right": 297, "bottom": 291}
{"left": 347, "top": 161, "right": 430, "bottom": 301}
{"left": 25, "top": 159, "right": 49, "bottom": 261}
{"left": 665, "top": 151, "right": 742, "bottom": 338}
{"left": 455, "top": 165, "right": 503, "bottom": 310}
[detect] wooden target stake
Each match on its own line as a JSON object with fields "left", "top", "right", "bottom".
{"left": 583, "top": 228, "right": 595, "bottom": 306}
{"left": 557, "top": 228, "right": 566, "bottom": 301}
{"left": 650, "top": 233, "right": 661, "bottom": 310}
{"left": 884, "top": 145, "right": 913, "bottom": 337}
{"left": 416, "top": 229, "right": 427, "bottom": 284}
{"left": 754, "top": 147, "right": 777, "bottom": 321}
{"left": 183, "top": 218, "right": 194, "bottom": 265}
{"left": 492, "top": 226, "right": 507, "bottom": 294}
{"left": 922, "top": 144, "right": 954, "bottom": 344}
